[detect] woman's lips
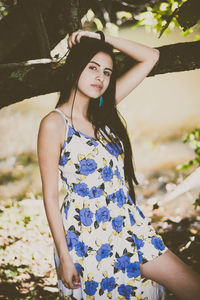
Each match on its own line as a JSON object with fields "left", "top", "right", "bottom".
{"left": 91, "top": 84, "right": 103, "bottom": 90}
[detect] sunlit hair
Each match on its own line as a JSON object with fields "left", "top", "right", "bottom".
{"left": 56, "top": 36, "right": 139, "bottom": 203}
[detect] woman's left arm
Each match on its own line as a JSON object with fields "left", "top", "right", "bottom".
{"left": 104, "top": 33, "right": 160, "bottom": 105}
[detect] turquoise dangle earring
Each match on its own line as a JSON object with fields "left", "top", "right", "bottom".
{"left": 99, "top": 96, "right": 103, "bottom": 107}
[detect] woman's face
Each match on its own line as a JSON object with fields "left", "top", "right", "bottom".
{"left": 77, "top": 51, "right": 113, "bottom": 99}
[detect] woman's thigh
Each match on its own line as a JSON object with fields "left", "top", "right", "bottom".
{"left": 140, "top": 249, "right": 200, "bottom": 300}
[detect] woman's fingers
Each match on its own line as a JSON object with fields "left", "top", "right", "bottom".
{"left": 67, "top": 31, "right": 99, "bottom": 49}
{"left": 71, "top": 272, "right": 81, "bottom": 289}
{"left": 67, "top": 275, "right": 81, "bottom": 289}
{"left": 76, "top": 31, "right": 83, "bottom": 43}
{"left": 62, "top": 275, "right": 81, "bottom": 289}
{"left": 62, "top": 278, "right": 72, "bottom": 289}
{"left": 63, "top": 280, "right": 69, "bottom": 288}
{"left": 71, "top": 31, "right": 79, "bottom": 45}
{"left": 73, "top": 274, "right": 81, "bottom": 288}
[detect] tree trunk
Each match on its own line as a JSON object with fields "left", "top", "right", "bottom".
{"left": 0, "top": 0, "right": 84, "bottom": 63}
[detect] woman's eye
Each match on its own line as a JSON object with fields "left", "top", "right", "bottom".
{"left": 89, "top": 66, "right": 111, "bottom": 77}
{"left": 89, "top": 66, "right": 96, "bottom": 70}
{"left": 104, "top": 71, "right": 111, "bottom": 77}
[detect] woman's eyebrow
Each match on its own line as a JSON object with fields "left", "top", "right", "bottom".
{"left": 89, "top": 60, "right": 113, "bottom": 72}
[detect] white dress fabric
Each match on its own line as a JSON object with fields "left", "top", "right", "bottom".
{"left": 52, "top": 108, "right": 168, "bottom": 300}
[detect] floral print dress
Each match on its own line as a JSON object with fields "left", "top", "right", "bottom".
{"left": 53, "top": 108, "right": 168, "bottom": 300}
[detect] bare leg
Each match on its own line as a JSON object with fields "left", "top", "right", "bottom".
{"left": 140, "top": 249, "right": 200, "bottom": 300}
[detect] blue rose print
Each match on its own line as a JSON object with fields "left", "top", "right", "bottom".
{"left": 55, "top": 113, "right": 168, "bottom": 299}
{"left": 115, "top": 255, "right": 130, "bottom": 273}
{"left": 118, "top": 284, "right": 132, "bottom": 300}
{"left": 74, "top": 262, "right": 82, "bottom": 273}
{"left": 107, "top": 192, "right": 117, "bottom": 203}
{"left": 80, "top": 208, "right": 93, "bottom": 226}
{"left": 137, "top": 250, "right": 143, "bottom": 264}
{"left": 64, "top": 202, "right": 70, "bottom": 219}
{"left": 92, "top": 139, "right": 98, "bottom": 147}
{"left": 66, "top": 230, "right": 79, "bottom": 251}
{"left": 59, "top": 153, "right": 68, "bottom": 166}
{"left": 151, "top": 236, "right": 165, "bottom": 250}
{"left": 106, "top": 142, "right": 120, "bottom": 157}
{"left": 136, "top": 205, "right": 145, "bottom": 219}
{"left": 133, "top": 236, "right": 144, "bottom": 250}
{"left": 80, "top": 158, "right": 97, "bottom": 176}
{"left": 89, "top": 186, "right": 103, "bottom": 199}
{"left": 95, "top": 206, "right": 110, "bottom": 223}
{"left": 68, "top": 125, "right": 75, "bottom": 138}
{"left": 100, "top": 277, "right": 115, "bottom": 292}
{"left": 115, "top": 188, "right": 126, "bottom": 208}
{"left": 126, "top": 262, "right": 140, "bottom": 278}
{"left": 115, "top": 165, "right": 121, "bottom": 179}
{"left": 129, "top": 213, "right": 135, "bottom": 226}
{"left": 101, "top": 166, "right": 113, "bottom": 182}
{"left": 73, "top": 182, "right": 89, "bottom": 197}
{"left": 127, "top": 192, "right": 134, "bottom": 204}
{"left": 75, "top": 241, "right": 88, "bottom": 257}
{"left": 96, "top": 243, "right": 111, "bottom": 262}
{"left": 112, "top": 216, "right": 123, "bottom": 233}
{"left": 85, "top": 280, "right": 98, "bottom": 296}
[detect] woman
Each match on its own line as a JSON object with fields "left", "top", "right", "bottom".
{"left": 37, "top": 30, "right": 200, "bottom": 299}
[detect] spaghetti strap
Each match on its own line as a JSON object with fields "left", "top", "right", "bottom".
{"left": 52, "top": 108, "right": 69, "bottom": 141}
{"left": 53, "top": 108, "right": 69, "bottom": 123}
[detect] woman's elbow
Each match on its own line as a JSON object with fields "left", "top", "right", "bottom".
{"left": 152, "top": 48, "right": 160, "bottom": 62}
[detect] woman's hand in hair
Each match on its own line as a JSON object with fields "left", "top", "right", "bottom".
{"left": 67, "top": 30, "right": 100, "bottom": 49}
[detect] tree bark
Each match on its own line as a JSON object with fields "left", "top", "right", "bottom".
{"left": 0, "top": 41, "right": 200, "bottom": 109}
{"left": 0, "top": 0, "right": 84, "bottom": 63}
{"left": 22, "top": 0, "right": 51, "bottom": 58}
{"left": 116, "top": 41, "right": 200, "bottom": 77}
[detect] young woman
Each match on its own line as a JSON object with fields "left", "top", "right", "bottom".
{"left": 37, "top": 30, "right": 200, "bottom": 300}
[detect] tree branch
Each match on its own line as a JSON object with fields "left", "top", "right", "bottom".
{"left": 1, "top": 41, "right": 200, "bottom": 109}
{"left": 115, "top": 41, "right": 200, "bottom": 77}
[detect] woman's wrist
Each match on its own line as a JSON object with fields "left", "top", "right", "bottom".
{"left": 99, "top": 33, "right": 158, "bottom": 62}
{"left": 59, "top": 250, "right": 72, "bottom": 263}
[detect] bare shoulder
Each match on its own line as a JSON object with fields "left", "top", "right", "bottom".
{"left": 40, "top": 110, "right": 64, "bottom": 130}
{"left": 38, "top": 110, "right": 66, "bottom": 148}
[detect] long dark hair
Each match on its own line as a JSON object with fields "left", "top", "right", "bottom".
{"left": 56, "top": 36, "right": 139, "bottom": 203}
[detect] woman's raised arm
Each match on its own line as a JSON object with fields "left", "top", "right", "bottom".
{"left": 67, "top": 30, "right": 159, "bottom": 105}
{"left": 104, "top": 33, "right": 160, "bottom": 105}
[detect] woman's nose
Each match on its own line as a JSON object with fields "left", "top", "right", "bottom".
{"left": 96, "top": 70, "right": 104, "bottom": 81}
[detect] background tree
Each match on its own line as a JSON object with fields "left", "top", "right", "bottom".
{"left": 0, "top": 0, "right": 200, "bottom": 108}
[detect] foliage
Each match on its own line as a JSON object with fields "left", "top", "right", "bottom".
{"left": 0, "top": 0, "right": 18, "bottom": 19}
{"left": 179, "top": 127, "right": 200, "bottom": 170}
{"left": 0, "top": 0, "right": 8, "bottom": 17}
{"left": 82, "top": 0, "right": 200, "bottom": 39}
{"left": 134, "top": 0, "right": 200, "bottom": 39}
{"left": 1, "top": 0, "right": 200, "bottom": 40}
{"left": 177, "top": 126, "right": 200, "bottom": 209}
